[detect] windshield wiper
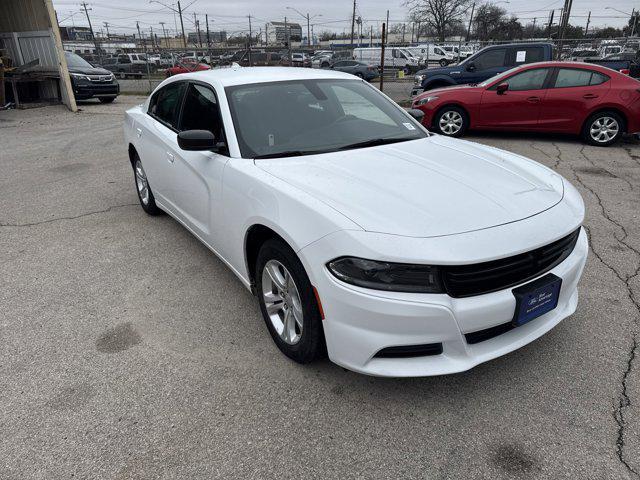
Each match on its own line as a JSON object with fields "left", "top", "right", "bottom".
{"left": 254, "top": 150, "right": 324, "bottom": 159}
{"left": 336, "top": 137, "right": 410, "bottom": 151}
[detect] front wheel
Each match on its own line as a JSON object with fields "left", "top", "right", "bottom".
{"left": 256, "top": 239, "right": 325, "bottom": 364}
{"left": 582, "top": 111, "right": 624, "bottom": 146}
{"left": 433, "top": 106, "right": 469, "bottom": 137}
{"left": 99, "top": 97, "right": 116, "bottom": 104}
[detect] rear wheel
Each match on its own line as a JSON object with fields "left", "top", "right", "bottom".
{"left": 434, "top": 106, "right": 469, "bottom": 137}
{"left": 132, "top": 154, "right": 162, "bottom": 215}
{"left": 99, "top": 97, "right": 116, "bottom": 104}
{"left": 582, "top": 111, "right": 624, "bottom": 146}
{"left": 256, "top": 238, "right": 325, "bottom": 364}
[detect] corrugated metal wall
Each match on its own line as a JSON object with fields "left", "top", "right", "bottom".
{"left": 0, "top": 31, "right": 57, "bottom": 67}
{"left": 0, "top": 0, "right": 51, "bottom": 33}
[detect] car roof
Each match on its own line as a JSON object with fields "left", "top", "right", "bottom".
{"left": 173, "top": 66, "right": 356, "bottom": 87}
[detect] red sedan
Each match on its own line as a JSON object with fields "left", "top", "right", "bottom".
{"left": 165, "top": 59, "right": 211, "bottom": 77}
{"left": 412, "top": 61, "right": 640, "bottom": 146}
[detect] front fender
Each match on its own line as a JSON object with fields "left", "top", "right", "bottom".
{"left": 423, "top": 76, "right": 456, "bottom": 90}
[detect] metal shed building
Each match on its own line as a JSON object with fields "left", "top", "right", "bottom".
{"left": 0, "top": 0, "right": 76, "bottom": 110}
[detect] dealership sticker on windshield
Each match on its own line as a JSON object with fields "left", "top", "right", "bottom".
{"left": 403, "top": 123, "right": 416, "bottom": 130}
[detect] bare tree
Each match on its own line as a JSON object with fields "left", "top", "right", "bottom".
{"left": 405, "top": 0, "right": 472, "bottom": 42}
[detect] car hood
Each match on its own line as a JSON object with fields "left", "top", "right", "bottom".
{"left": 68, "top": 66, "right": 112, "bottom": 75}
{"left": 256, "top": 136, "right": 564, "bottom": 238}
{"left": 416, "top": 65, "right": 455, "bottom": 77}
{"left": 416, "top": 84, "right": 480, "bottom": 99}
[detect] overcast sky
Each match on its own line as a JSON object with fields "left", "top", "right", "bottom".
{"left": 52, "top": 0, "right": 636, "bottom": 37}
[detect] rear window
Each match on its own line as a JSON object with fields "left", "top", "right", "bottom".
{"left": 553, "top": 69, "right": 609, "bottom": 88}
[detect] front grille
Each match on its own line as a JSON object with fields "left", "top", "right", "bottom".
{"left": 441, "top": 228, "right": 581, "bottom": 298}
{"left": 374, "top": 343, "right": 443, "bottom": 358}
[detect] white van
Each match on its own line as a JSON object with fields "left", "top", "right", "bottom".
{"left": 405, "top": 44, "right": 455, "bottom": 67}
{"left": 352, "top": 47, "right": 421, "bottom": 73}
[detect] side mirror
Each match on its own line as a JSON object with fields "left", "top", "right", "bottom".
{"left": 496, "top": 83, "right": 509, "bottom": 95}
{"left": 177, "top": 130, "right": 216, "bottom": 151}
{"left": 466, "top": 62, "right": 476, "bottom": 72}
{"left": 407, "top": 108, "right": 425, "bottom": 123}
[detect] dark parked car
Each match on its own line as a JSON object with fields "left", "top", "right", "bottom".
{"left": 412, "top": 43, "right": 555, "bottom": 94}
{"left": 65, "top": 52, "right": 119, "bottom": 103}
{"left": 330, "top": 60, "right": 378, "bottom": 81}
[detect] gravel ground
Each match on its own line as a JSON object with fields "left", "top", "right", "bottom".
{"left": 1, "top": 96, "right": 639, "bottom": 479}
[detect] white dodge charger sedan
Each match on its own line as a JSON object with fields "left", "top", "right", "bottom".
{"left": 124, "top": 67, "right": 588, "bottom": 377}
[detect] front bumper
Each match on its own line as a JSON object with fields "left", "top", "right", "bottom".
{"left": 72, "top": 81, "right": 120, "bottom": 100}
{"left": 301, "top": 227, "right": 588, "bottom": 377}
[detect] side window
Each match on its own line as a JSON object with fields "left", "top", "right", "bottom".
{"left": 119, "top": 55, "right": 131, "bottom": 64}
{"left": 553, "top": 69, "right": 608, "bottom": 88}
{"left": 500, "top": 68, "right": 549, "bottom": 91}
{"left": 179, "top": 83, "right": 225, "bottom": 141}
{"left": 475, "top": 49, "right": 506, "bottom": 70}
{"left": 148, "top": 82, "right": 187, "bottom": 129}
{"left": 434, "top": 47, "right": 444, "bottom": 56}
{"left": 514, "top": 47, "right": 544, "bottom": 65}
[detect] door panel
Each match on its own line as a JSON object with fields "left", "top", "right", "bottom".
{"left": 479, "top": 89, "right": 547, "bottom": 128}
{"left": 170, "top": 82, "right": 230, "bottom": 243}
{"left": 538, "top": 69, "right": 612, "bottom": 133}
{"left": 478, "top": 68, "right": 551, "bottom": 129}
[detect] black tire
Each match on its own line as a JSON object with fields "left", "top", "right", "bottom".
{"left": 321, "top": 61, "right": 330, "bottom": 68}
{"left": 433, "top": 105, "right": 469, "bottom": 137}
{"left": 132, "top": 153, "right": 163, "bottom": 216}
{"left": 439, "top": 59, "right": 448, "bottom": 67}
{"left": 581, "top": 111, "right": 625, "bottom": 147}
{"left": 255, "top": 238, "right": 325, "bottom": 364}
{"left": 118, "top": 69, "right": 126, "bottom": 79}
{"left": 99, "top": 97, "right": 116, "bottom": 103}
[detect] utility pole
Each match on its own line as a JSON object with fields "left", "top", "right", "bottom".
{"left": 370, "top": 25, "right": 373, "bottom": 46}
{"left": 248, "top": 15, "right": 253, "bottom": 66}
{"left": 150, "top": 26, "right": 155, "bottom": 49}
{"left": 379, "top": 22, "right": 386, "bottom": 91}
{"left": 584, "top": 11, "right": 591, "bottom": 37}
{"left": 630, "top": 9, "right": 637, "bottom": 37}
{"left": 80, "top": 2, "right": 101, "bottom": 62}
{"left": 137, "top": 22, "right": 153, "bottom": 93}
{"left": 103, "top": 21, "right": 110, "bottom": 39}
{"left": 306, "top": 13, "right": 311, "bottom": 47}
{"left": 160, "top": 21, "right": 168, "bottom": 49}
{"left": 194, "top": 13, "right": 202, "bottom": 47}
{"left": 416, "top": 21, "right": 421, "bottom": 42}
{"left": 385, "top": 10, "right": 389, "bottom": 47}
{"left": 557, "top": 0, "right": 572, "bottom": 59}
{"left": 402, "top": 23, "right": 406, "bottom": 43}
{"left": 265, "top": 23, "right": 268, "bottom": 46}
{"left": 350, "top": 0, "right": 356, "bottom": 47}
{"left": 466, "top": 1, "right": 476, "bottom": 42}
{"left": 546, "top": 9, "right": 554, "bottom": 38}
{"left": 285, "top": 17, "right": 292, "bottom": 64}
{"left": 178, "top": 1, "right": 187, "bottom": 49}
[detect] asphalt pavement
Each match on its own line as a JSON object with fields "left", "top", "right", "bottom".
{"left": 1, "top": 96, "right": 639, "bottom": 479}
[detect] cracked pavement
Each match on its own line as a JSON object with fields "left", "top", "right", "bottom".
{"left": 1, "top": 97, "right": 639, "bottom": 479}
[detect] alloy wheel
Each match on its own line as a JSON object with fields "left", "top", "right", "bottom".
{"left": 261, "top": 260, "right": 304, "bottom": 345}
{"left": 589, "top": 116, "right": 619, "bottom": 144}
{"left": 135, "top": 159, "right": 150, "bottom": 206}
{"left": 439, "top": 111, "right": 463, "bottom": 135}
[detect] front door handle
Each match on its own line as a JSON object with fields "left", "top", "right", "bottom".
{"left": 583, "top": 93, "right": 599, "bottom": 99}
{"left": 526, "top": 96, "right": 541, "bottom": 103}
{"left": 136, "top": 128, "right": 142, "bottom": 138}
{"left": 167, "top": 152, "right": 175, "bottom": 164}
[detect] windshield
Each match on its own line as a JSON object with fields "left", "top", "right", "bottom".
{"left": 65, "top": 52, "right": 94, "bottom": 69}
{"left": 226, "top": 79, "right": 427, "bottom": 159}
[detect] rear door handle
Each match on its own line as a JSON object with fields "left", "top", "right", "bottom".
{"left": 167, "top": 152, "right": 175, "bottom": 164}
{"left": 136, "top": 128, "right": 143, "bottom": 138}
{"left": 583, "top": 94, "right": 599, "bottom": 99}
{"left": 526, "top": 96, "right": 541, "bottom": 103}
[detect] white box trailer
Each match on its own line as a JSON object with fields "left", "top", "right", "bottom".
{"left": 352, "top": 47, "right": 421, "bottom": 73}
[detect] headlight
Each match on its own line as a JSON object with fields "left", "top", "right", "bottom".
{"left": 414, "top": 74, "right": 425, "bottom": 84}
{"left": 70, "top": 72, "right": 91, "bottom": 81}
{"left": 327, "top": 257, "right": 443, "bottom": 293}
{"left": 415, "top": 96, "right": 439, "bottom": 106}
